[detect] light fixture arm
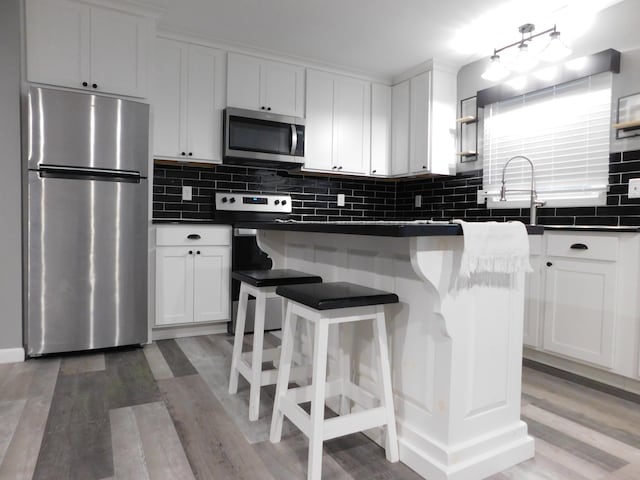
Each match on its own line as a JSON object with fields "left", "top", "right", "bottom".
{"left": 493, "top": 24, "right": 558, "bottom": 55}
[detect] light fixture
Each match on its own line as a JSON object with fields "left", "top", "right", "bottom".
{"left": 481, "top": 23, "right": 572, "bottom": 81}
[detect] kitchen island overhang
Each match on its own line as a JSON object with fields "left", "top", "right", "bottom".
{"left": 250, "top": 222, "right": 540, "bottom": 480}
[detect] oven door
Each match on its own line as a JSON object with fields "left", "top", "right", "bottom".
{"left": 228, "top": 228, "right": 282, "bottom": 334}
{"left": 223, "top": 107, "right": 305, "bottom": 167}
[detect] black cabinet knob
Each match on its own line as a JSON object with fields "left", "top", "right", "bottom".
{"left": 221, "top": 197, "right": 227, "bottom": 203}
{"left": 274, "top": 200, "right": 280, "bottom": 205}
{"left": 229, "top": 198, "right": 236, "bottom": 203}
{"left": 267, "top": 107, "right": 271, "bottom": 111}
{"left": 372, "top": 170, "right": 377, "bottom": 174}
{"left": 281, "top": 200, "right": 287, "bottom": 206}
{"left": 92, "top": 83, "right": 98, "bottom": 89}
{"left": 196, "top": 250, "right": 201, "bottom": 255}
{"left": 546, "top": 261, "right": 553, "bottom": 267}
{"left": 82, "top": 81, "right": 88, "bottom": 87}
{"left": 188, "top": 152, "right": 193, "bottom": 156}
{"left": 338, "top": 166, "right": 343, "bottom": 170}
{"left": 181, "top": 152, "right": 186, "bottom": 156}
{"left": 260, "top": 106, "right": 265, "bottom": 110}
{"left": 332, "top": 166, "right": 337, "bottom": 169}
{"left": 422, "top": 165, "right": 427, "bottom": 169}
{"left": 188, "top": 250, "right": 193, "bottom": 255}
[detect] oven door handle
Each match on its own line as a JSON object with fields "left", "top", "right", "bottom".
{"left": 290, "top": 124, "right": 298, "bottom": 155}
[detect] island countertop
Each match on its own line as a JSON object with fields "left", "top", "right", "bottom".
{"left": 234, "top": 220, "right": 544, "bottom": 237}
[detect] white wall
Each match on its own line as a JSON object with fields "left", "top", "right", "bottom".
{"left": 0, "top": 0, "right": 24, "bottom": 351}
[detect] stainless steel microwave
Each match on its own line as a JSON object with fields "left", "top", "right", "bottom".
{"left": 223, "top": 107, "right": 305, "bottom": 169}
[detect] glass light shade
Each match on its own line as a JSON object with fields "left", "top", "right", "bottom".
{"left": 510, "top": 43, "right": 538, "bottom": 72}
{"left": 481, "top": 54, "right": 509, "bottom": 81}
{"left": 539, "top": 31, "right": 572, "bottom": 62}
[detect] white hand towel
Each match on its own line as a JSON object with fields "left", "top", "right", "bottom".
{"left": 452, "top": 220, "right": 532, "bottom": 279}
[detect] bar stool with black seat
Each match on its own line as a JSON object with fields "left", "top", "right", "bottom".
{"left": 229, "top": 269, "right": 323, "bottom": 421}
{"left": 270, "top": 282, "right": 400, "bottom": 480}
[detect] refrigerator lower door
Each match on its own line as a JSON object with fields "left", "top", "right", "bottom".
{"left": 27, "top": 172, "right": 148, "bottom": 355}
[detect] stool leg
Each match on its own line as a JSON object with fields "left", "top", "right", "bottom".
{"left": 308, "top": 320, "right": 329, "bottom": 480}
{"left": 338, "top": 322, "right": 353, "bottom": 415}
{"left": 249, "top": 290, "right": 267, "bottom": 421}
{"left": 270, "top": 300, "right": 296, "bottom": 443}
{"left": 373, "top": 309, "right": 399, "bottom": 463}
{"left": 229, "top": 283, "right": 249, "bottom": 394}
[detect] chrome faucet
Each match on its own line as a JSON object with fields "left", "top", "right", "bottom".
{"left": 499, "top": 155, "right": 546, "bottom": 226}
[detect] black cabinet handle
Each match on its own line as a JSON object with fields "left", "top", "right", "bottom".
{"left": 188, "top": 152, "right": 193, "bottom": 156}
{"left": 372, "top": 170, "right": 377, "bottom": 174}
{"left": 546, "top": 261, "right": 553, "bottom": 267}
{"left": 82, "top": 81, "right": 88, "bottom": 87}
{"left": 187, "top": 234, "right": 201, "bottom": 240}
{"left": 188, "top": 250, "right": 193, "bottom": 255}
{"left": 267, "top": 107, "right": 271, "bottom": 111}
{"left": 260, "top": 106, "right": 265, "bottom": 110}
{"left": 181, "top": 152, "right": 186, "bottom": 156}
{"left": 92, "top": 83, "right": 98, "bottom": 89}
{"left": 196, "top": 250, "right": 201, "bottom": 255}
{"left": 570, "top": 243, "right": 588, "bottom": 250}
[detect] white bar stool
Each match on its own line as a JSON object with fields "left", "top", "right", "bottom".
{"left": 228, "top": 269, "right": 322, "bottom": 421}
{"left": 270, "top": 282, "right": 400, "bottom": 480}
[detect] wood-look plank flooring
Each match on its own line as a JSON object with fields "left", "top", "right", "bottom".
{"left": 0, "top": 334, "right": 639, "bottom": 479}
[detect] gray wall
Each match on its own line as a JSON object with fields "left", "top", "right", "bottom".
{"left": 0, "top": 0, "right": 23, "bottom": 350}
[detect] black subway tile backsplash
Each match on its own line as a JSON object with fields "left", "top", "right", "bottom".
{"left": 153, "top": 148, "right": 640, "bottom": 227}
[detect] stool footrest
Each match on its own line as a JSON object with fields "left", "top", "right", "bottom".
{"left": 241, "top": 347, "right": 280, "bottom": 364}
{"left": 238, "top": 359, "right": 312, "bottom": 387}
{"left": 323, "top": 407, "right": 388, "bottom": 441}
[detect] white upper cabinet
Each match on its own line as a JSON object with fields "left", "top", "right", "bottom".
{"left": 152, "top": 37, "right": 225, "bottom": 163}
{"left": 25, "top": 0, "right": 153, "bottom": 98}
{"left": 370, "top": 83, "right": 392, "bottom": 176}
{"left": 390, "top": 63, "right": 456, "bottom": 177}
{"left": 304, "top": 69, "right": 370, "bottom": 175}
{"left": 227, "top": 53, "right": 305, "bottom": 117}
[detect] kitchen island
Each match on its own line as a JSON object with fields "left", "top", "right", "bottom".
{"left": 246, "top": 222, "right": 541, "bottom": 480}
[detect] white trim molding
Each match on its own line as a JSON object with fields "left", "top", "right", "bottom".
{"left": 0, "top": 347, "right": 25, "bottom": 364}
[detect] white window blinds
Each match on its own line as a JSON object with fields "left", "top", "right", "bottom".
{"left": 483, "top": 72, "right": 612, "bottom": 207}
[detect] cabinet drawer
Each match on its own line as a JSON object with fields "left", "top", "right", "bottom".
{"left": 156, "top": 225, "right": 231, "bottom": 246}
{"left": 546, "top": 233, "right": 618, "bottom": 261}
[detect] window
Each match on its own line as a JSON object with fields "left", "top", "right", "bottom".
{"left": 482, "top": 73, "right": 612, "bottom": 208}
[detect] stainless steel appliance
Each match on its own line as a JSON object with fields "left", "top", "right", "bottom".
{"left": 214, "top": 192, "right": 292, "bottom": 334}
{"left": 25, "top": 86, "right": 149, "bottom": 356}
{"left": 223, "top": 107, "right": 305, "bottom": 169}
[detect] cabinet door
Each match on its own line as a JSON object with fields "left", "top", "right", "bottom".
{"left": 370, "top": 83, "right": 392, "bottom": 176}
{"left": 333, "top": 76, "right": 370, "bottom": 175}
{"left": 193, "top": 247, "right": 230, "bottom": 323}
{"left": 25, "top": 0, "right": 90, "bottom": 90}
{"left": 524, "top": 255, "right": 543, "bottom": 347}
{"left": 156, "top": 247, "right": 194, "bottom": 326}
{"left": 227, "top": 53, "right": 261, "bottom": 111}
{"left": 391, "top": 81, "right": 410, "bottom": 176}
{"left": 303, "top": 70, "right": 335, "bottom": 171}
{"left": 262, "top": 60, "right": 305, "bottom": 117}
{"left": 409, "top": 71, "right": 431, "bottom": 174}
{"left": 152, "top": 38, "right": 186, "bottom": 159}
{"left": 542, "top": 258, "right": 617, "bottom": 368}
{"left": 90, "top": 7, "right": 151, "bottom": 98}
{"left": 186, "top": 45, "right": 225, "bottom": 163}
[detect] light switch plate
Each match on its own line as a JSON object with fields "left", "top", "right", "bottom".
{"left": 337, "top": 193, "right": 345, "bottom": 207}
{"left": 415, "top": 195, "right": 422, "bottom": 208}
{"left": 629, "top": 178, "right": 640, "bottom": 198}
{"left": 182, "top": 185, "right": 193, "bottom": 201}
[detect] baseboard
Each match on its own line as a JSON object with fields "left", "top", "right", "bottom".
{"left": 151, "top": 322, "right": 228, "bottom": 341}
{"left": 0, "top": 347, "right": 25, "bottom": 364}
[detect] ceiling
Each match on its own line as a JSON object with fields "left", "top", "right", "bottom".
{"left": 150, "top": 0, "right": 640, "bottom": 80}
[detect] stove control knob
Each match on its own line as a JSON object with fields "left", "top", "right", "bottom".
{"left": 221, "top": 197, "right": 228, "bottom": 203}
{"left": 281, "top": 200, "right": 287, "bottom": 206}
{"left": 229, "top": 197, "right": 236, "bottom": 203}
{"left": 274, "top": 200, "right": 280, "bottom": 205}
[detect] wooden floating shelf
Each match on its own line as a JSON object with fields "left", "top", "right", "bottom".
{"left": 456, "top": 151, "right": 477, "bottom": 157}
{"left": 456, "top": 115, "right": 477, "bottom": 124}
{"left": 613, "top": 120, "right": 640, "bottom": 131}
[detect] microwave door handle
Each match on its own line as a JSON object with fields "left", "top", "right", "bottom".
{"left": 290, "top": 124, "right": 298, "bottom": 155}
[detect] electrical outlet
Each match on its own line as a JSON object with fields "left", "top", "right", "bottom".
{"left": 182, "top": 185, "right": 192, "bottom": 201}
{"left": 337, "top": 193, "right": 345, "bottom": 207}
{"left": 477, "top": 189, "right": 486, "bottom": 205}
{"left": 629, "top": 178, "right": 640, "bottom": 199}
{"left": 415, "top": 195, "right": 422, "bottom": 208}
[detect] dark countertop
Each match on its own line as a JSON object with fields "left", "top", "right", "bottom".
{"left": 232, "top": 221, "right": 545, "bottom": 237}
{"left": 152, "top": 219, "right": 232, "bottom": 225}
{"left": 543, "top": 225, "right": 640, "bottom": 233}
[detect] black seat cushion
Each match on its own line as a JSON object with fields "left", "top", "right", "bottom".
{"left": 276, "top": 282, "right": 399, "bottom": 310}
{"left": 232, "top": 269, "right": 322, "bottom": 287}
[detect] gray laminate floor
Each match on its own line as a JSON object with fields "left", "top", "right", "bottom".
{"left": 0, "top": 333, "right": 639, "bottom": 479}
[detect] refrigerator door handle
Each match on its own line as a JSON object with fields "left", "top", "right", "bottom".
{"left": 38, "top": 164, "right": 142, "bottom": 183}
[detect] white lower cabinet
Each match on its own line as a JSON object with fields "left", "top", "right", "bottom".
{"left": 525, "top": 231, "right": 640, "bottom": 378}
{"left": 155, "top": 226, "right": 230, "bottom": 327}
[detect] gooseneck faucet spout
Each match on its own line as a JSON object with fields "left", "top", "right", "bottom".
{"left": 499, "top": 155, "right": 545, "bottom": 226}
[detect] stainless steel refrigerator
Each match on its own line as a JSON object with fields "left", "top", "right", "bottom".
{"left": 25, "top": 86, "right": 149, "bottom": 356}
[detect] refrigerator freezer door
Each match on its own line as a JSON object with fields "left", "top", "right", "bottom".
{"left": 27, "top": 86, "right": 149, "bottom": 176}
{"left": 27, "top": 172, "right": 148, "bottom": 355}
